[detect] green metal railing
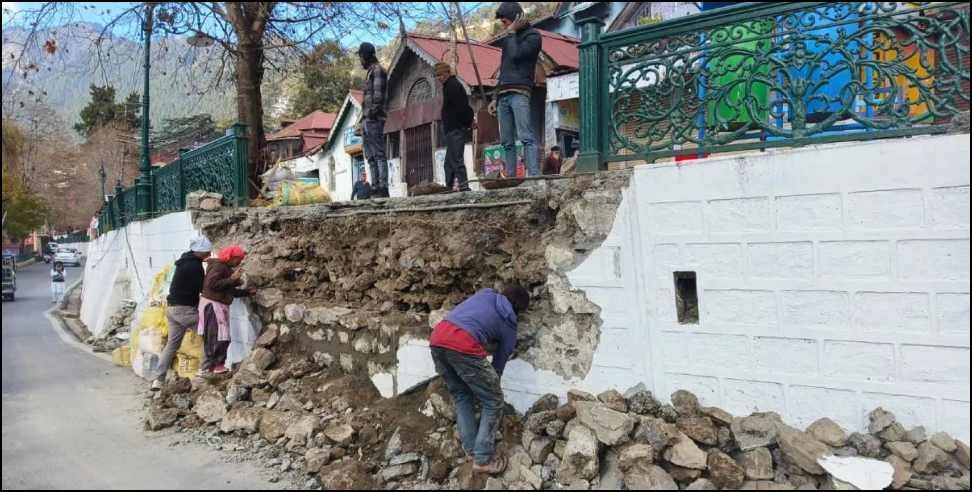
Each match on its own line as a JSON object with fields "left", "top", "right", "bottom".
{"left": 577, "top": 2, "right": 970, "bottom": 170}
{"left": 97, "top": 123, "right": 249, "bottom": 234}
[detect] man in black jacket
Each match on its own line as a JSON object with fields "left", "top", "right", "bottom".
{"left": 490, "top": 2, "right": 542, "bottom": 177}
{"left": 435, "top": 63, "right": 473, "bottom": 191}
{"left": 351, "top": 172, "right": 372, "bottom": 200}
{"left": 358, "top": 42, "right": 390, "bottom": 197}
{"left": 151, "top": 237, "right": 212, "bottom": 390}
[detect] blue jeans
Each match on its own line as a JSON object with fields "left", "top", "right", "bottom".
{"left": 431, "top": 347, "right": 504, "bottom": 465}
{"left": 497, "top": 92, "right": 539, "bottom": 177}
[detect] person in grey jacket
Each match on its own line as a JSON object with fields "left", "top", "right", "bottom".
{"left": 358, "top": 42, "right": 389, "bottom": 197}
{"left": 490, "top": 2, "right": 542, "bottom": 177}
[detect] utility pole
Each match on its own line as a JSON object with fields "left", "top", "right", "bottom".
{"left": 135, "top": 2, "right": 156, "bottom": 218}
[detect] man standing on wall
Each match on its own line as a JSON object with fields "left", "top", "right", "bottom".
{"left": 435, "top": 62, "right": 474, "bottom": 192}
{"left": 351, "top": 171, "right": 372, "bottom": 200}
{"left": 490, "top": 2, "right": 542, "bottom": 178}
{"left": 358, "top": 42, "right": 390, "bottom": 198}
{"left": 152, "top": 237, "right": 212, "bottom": 390}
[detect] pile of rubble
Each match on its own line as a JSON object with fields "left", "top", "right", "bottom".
{"left": 85, "top": 300, "right": 135, "bottom": 352}
{"left": 146, "top": 339, "right": 970, "bottom": 491}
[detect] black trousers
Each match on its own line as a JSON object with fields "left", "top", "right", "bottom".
{"left": 363, "top": 119, "right": 388, "bottom": 190}
{"left": 444, "top": 128, "right": 470, "bottom": 191}
{"left": 201, "top": 303, "right": 229, "bottom": 370}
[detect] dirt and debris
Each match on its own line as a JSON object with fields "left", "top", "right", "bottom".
{"left": 83, "top": 299, "right": 135, "bottom": 352}
{"left": 194, "top": 172, "right": 631, "bottom": 381}
{"left": 146, "top": 362, "right": 971, "bottom": 491}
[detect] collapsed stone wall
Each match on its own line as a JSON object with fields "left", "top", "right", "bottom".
{"left": 193, "top": 172, "right": 630, "bottom": 391}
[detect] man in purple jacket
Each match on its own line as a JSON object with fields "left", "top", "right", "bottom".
{"left": 429, "top": 284, "right": 530, "bottom": 474}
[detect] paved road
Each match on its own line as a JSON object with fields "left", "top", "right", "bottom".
{"left": 2, "top": 263, "right": 275, "bottom": 489}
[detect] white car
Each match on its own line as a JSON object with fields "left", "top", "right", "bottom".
{"left": 54, "top": 248, "right": 83, "bottom": 267}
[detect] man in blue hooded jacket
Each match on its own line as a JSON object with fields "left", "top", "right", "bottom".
{"left": 429, "top": 284, "right": 530, "bottom": 474}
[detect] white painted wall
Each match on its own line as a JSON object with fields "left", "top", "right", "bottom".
{"left": 318, "top": 103, "right": 361, "bottom": 202}
{"left": 80, "top": 211, "right": 259, "bottom": 373}
{"left": 393, "top": 134, "right": 971, "bottom": 442}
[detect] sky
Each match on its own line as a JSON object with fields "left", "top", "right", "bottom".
{"left": 2, "top": 2, "right": 490, "bottom": 48}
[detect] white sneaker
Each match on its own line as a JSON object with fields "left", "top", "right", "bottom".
{"left": 151, "top": 379, "right": 163, "bottom": 391}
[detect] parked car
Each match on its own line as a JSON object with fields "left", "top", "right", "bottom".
{"left": 1, "top": 265, "right": 15, "bottom": 301}
{"left": 54, "top": 248, "right": 83, "bottom": 267}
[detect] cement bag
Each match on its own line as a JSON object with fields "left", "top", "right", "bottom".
{"left": 177, "top": 330, "right": 204, "bottom": 360}
{"left": 273, "top": 180, "right": 331, "bottom": 207}
{"left": 260, "top": 162, "right": 298, "bottom": 198}
{"left": 139, "top": 305, "right": 169, "bottom": 337}
{"left": 112, "top": 345, "right": 131, "bottom": 367}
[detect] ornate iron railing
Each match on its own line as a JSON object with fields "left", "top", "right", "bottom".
{"left": 577, "top": 2, "right": 970, "bottom": 170}
{"left": 97, "top": 123, "right": 249, "bottom": 234}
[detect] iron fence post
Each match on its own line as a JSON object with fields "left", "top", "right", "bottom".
{"left": 578, "top": 17, "right": 605, "bottom": 172}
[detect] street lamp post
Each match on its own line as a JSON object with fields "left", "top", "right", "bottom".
{"left": 135, "top": 2, "right": 156, "bottom": 218}
{"left": 98, "top": 161, "right": 107, "bottom": 202}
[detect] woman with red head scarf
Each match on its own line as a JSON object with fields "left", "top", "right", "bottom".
{"left": 198, "top": 244, "right": 254, "bottom": 375}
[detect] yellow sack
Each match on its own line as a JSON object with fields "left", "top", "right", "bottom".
{"left": 177, "top": 330, "right": 204, "bottom": 360}
{"left": 175, "top": 353, "right": 200, "bottom": 379}
{"left": 112, "top": 346, "right": 131, "bottom": 367}
{"left": 140, "top": 305, "right": 169, "bottom": 337}
{"left": 148, "top": 265, "right": 174, "bottom": 302}
{"left": 274, "top": 180, "right": 331, "bottom": 207}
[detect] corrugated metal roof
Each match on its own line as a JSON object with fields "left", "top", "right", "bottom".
{"left": 407, "top": 33, "right": 502, "bottom": 87}
{"left": 266, "top": 110, "right": 337, "bottom": 141}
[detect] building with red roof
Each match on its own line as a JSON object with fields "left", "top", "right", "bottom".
{"left": 265, "top": 110, "right": 337, "bottom": 164}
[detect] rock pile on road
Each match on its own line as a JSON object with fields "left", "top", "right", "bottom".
{"left": 146, "top": 345, "right": 970, "bottom": 491}
{"left": 85, "top": 300, "right": 135, "bottom": 352}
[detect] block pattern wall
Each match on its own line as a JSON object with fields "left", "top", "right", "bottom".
{"left": 634, "top": 135, "right": 970, "bottom": 441}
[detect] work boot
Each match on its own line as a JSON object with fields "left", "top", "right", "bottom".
{"left": 471, "top": 455, "right": 506, "bottom": 475}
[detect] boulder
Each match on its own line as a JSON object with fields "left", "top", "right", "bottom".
{"left": 623, "top": 463, "right": 677, "bottom": 490}
{"left": 527, "top": 394, "right": 560, "bottom": 416}
{"left": 633, "top": 417, "right": 680, "bottom": 454}
{"left": 887, "top": 455, "right": 912, "bottom": 489}
{"left": 731, "top": 414, "right": 781, "bottom": 451}
{"left": 878, "top": 422, "right": 907, "bottom": 443}
{"left": 284, "top": 303, "right": 306, "bottom": 323}
{"left": 254, "top": 325, "right": 279, "bottom": 348}
{"left": 597, "top": 389, "right": 628, "bottom": 413}
{"left": 568, "top": 389, "right": 596, "bottom": 403}
{"left": 428, "top": 393, "right": 456, "bottom": 422}
{"left": 904, "top": 426, "right": 927, "bottom": 444}
{"left": 220, "top": 407, "right": 263, "bottom": 434}
{"left": 913, "top": 441, "right": 949, "bottom": 474}
{"left": 618, "top": 443, "right": 654, "bottom": 472}
{"left": 777, "top": 427, "right": 830, "bottom": 475}
{"left": 285, "top": 415, "right": 320, "bottom": 446}
{"left": 929, "top": 432, "right": 958, "bottom": 453}
{"left": 317, "top": 460, "right": 374, "bottom": 490}
{"left": 664, "top": 433, "right": 707, "bottom": 470}
{"left": 625, "top": 384, "right": 661, "bottom": 416}
{"left": 885, "top": 441, "right": 918, "bottom": 462}
{"left": 246, "top": 347, "right": 276, "bottom": 372}
{"left": 323, "top": 422, "right": 356, "bottom": 446}
{"left": 867, "top": 408, "right": 895, "bottom": 435}
{"left": 305, "top": 448, "right": 332, "bottom": 473}
{"left": 806, "top": 418, "right": 847, "bottom": 448}
{"left": 686, "top": 478, "right": 718, "bottom": 490}
{"left": 525, "top": 411, "right": 559, "bottom": 434}
{"left": 817, "top": 455, "right": 894, "bottom": 491}
{"left": 522, "top": 431, "right": 555, "bottom": 464}
{"left": 596, "top": 449, "right": 625, "bottom": 490}
{"left": 671, "top": 390, "right": 700, "bottom": 416}
{"left": 557, "top": 425, "right": 599, "bottom": 482}
{"left": 146, "top": 406, "right": 179, "bottom": 431}
{"left": 677, "top": 416, "right": 718, "bottom": 446}
{"left": 737, "top": 447, "right": 774, "bottom": 480}
{"left": 847, "top": 432, "right": 883, "bottom": 459}
{"left": 574, "top": 401, "right": 637, "bottom": 446}
{"left": 195, "top": 390, "right": 228, "bottom": 424}
{"left": 259, "top": 410, "right": 298, "bottom": 442}
{"left": 700, "top": 406, "right": 734, "bottom": 427}
{"left": 707, "top": 449, "right": 746, "bottom": 490}
{"left": 381, "top": 463, "right": 419, "bottom": 482}
{"left": 956, "top": 440, "right": 970, "bottom": 469}
{"left": 556, "top": 404, "right": 577, "bottom": 423}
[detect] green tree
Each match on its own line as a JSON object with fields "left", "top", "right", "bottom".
{"left": 2, "top": 122, "right": 48, "bottom": 240}
{"left": 288, "top": 41, "right": 363, "bottom": 117}
{"left": 73, "top": 85, "right": 141, "bottom": 138}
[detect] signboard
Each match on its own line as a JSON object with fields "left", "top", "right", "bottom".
{"left": 482, "top": 143, "right": 525, "bottom": 177}
{"left": 547, "top": 72, "right": 580, "bottom": 102}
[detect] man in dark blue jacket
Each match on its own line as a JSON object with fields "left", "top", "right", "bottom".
{"left": 491, "top": 2, "right": 541, "bottom": 177}
{"left": 351, "top": 172, "right": 372, "bottom": 200}
{"left": 429, "top": 284, "right": 530, "bottom": 474}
